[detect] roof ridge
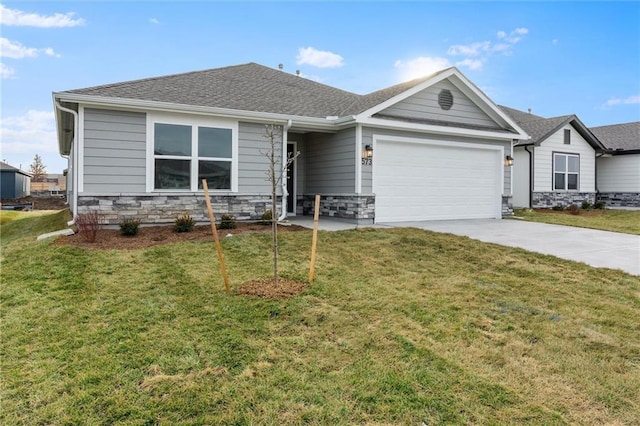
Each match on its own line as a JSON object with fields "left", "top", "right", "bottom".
{"left": 61, "top": 62, "right": 273, "bottom": 94}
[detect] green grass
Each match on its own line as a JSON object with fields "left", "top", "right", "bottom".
{"left": 513, "top": 209, "right": 640, "bottom": 235}
{"left": 1, "top": 212, "right": 639, "bottom": 425}
{"left": 0, "top": 209, "right": 71, "bottom": 247}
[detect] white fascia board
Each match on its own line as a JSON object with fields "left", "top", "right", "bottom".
{"left": 354, "top": 68, "right": 455, "bottom": 120}
{"left": 52, "top": 93, "right": 344, "bottom": 132}
{"left": 360, "top": 117, "right": 521, "bottom": 141}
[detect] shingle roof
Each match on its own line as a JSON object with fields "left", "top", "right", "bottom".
{"left": 0, "top": 161, "right": 30, "bottom": 175}
{"left": 499, "top": 106, "right": 573, "bottom": 145}
{"left": 61, "top": 62, "right": 435, "bottom": 119}
{"left": 590, "top": 122, "right": 640, "bottom": 152}
{"left": 498, "top": 105, "right": 605, "bottom": 150}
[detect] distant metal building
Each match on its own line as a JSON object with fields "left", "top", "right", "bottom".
{"left": 0, "top": 162, "right": 32, "bottom": 199}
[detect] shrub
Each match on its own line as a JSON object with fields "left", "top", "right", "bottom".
{"left": 567, "top": 204, "right": 580, "bottom": 215}
{"left": 219, "top": 214, "right": 236, "bottom": 230}
{"left": 551, "top": 205, "right": 565, "bottom": 211}
{"left": 75, "top": 211, "right": 102, "bottom": 243}
{"left": 581, "top": 200, "right": 592, "bottom": 210}
{"left": 593, "top": 200, "right": 606, "bottom": 210}
{"left": 174, "top": 212, "right": 195, "bottom": 233}
{"left": 259, "top": 210, "right": 272, "bottom": 226}
{"left": 119, "top": 218, "right": 141, "bottom": 236}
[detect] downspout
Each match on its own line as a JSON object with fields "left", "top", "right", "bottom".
{"left": 278, "top": 119, "right": 293, "bottom": 221}
{"left": 54, "top": 100, "right": 79, "bottom": 219}
{"left": 594, "top": 151, "right": 606, "bottom": 201}
{"left": 524, "top": 145, "right": 533, "bottom": 208}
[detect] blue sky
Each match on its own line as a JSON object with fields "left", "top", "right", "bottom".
{"left": 1, "top": 1, "right": 639, "bottom": 173}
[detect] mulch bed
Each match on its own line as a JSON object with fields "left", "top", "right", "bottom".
{"left": 532, "top": 208, "right": 605, "bottom": 217}
{"left": 54, "top": 222, "right": 306, "bottom": 250}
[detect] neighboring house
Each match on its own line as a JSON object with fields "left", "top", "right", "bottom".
{"left": 499, "top": 106, "right": 605, "bottom": 209}
{"left": 53, "top": 63, "right": 528, "bottom": 225}
{"left": 31, "top": 173, "right": 67, "bottom": 195}
{"left": 591, "top": 122, "right": 640, "bottom": 208}
{"left": 0, "top": 162, "right": 31, "bottom": 199}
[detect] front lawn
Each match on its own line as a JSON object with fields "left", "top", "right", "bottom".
{"left": 513, "top": 208, "right": 640, "bottom": 235}
{"left": 1, "top": 212, "right": 639, "bottom": 424}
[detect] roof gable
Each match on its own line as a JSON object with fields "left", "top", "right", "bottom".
{"left": 354, "top": 68, "right": 528, "bottom": 137}
{"left": 500, "top": 106, "right": 603, "bottom": 150}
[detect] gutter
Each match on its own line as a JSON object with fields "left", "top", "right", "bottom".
{"left": 53, "top": 93, "right": 347, "bottom": 131}
{"left": 279, "top": 119, "right": 293, "bottom": 221}
{"left": 54, "top": 100, "right": 79, "bottom": 219}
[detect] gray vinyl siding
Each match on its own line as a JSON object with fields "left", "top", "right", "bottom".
{"left": 238, "top": 121, "right": 280, "bottom": 193}
{"left": 378, "top": 80, "right": 500, "bottom": 129}
{"left": 305, "top": 128, "right": 356, "bottom": 193}
{"left": 361, "top": 127, "right": 511, "bottom": 194}
{"left": 83, "top": 108, "right": 146, "bottom": 193}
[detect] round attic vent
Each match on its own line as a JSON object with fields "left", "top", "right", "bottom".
{"left": 438, "top": 89, "right": 454, "bottom": 110}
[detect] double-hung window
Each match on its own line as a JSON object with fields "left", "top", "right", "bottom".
{"left": 553, "top": 153, "right": 579, "bottom": 191}
{"left": 153, "top": 118, "right": 235, "bottom": 191}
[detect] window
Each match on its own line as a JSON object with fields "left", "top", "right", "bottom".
{"left": 553, "top": 153, "right": 579, "bottom": 191}
{"left": 564, "top": 129, "right": 571, "bottom": 145}
{"left": 153, "top": 121, "right": 234, "bottom": 191}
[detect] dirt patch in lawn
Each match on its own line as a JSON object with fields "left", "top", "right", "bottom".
{"left": 532, "top": 208, "right": 605, "bottom": 217}
{"left": 237, "top": 278, "right": 308, "bottom": 299}
{"left": 55, "top": 222, "right": 306, "bottom": 250}
{"left": 1, "top": 196, "right": 67, "bottom": 211}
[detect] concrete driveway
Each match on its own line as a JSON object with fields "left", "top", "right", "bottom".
{"left": 289, "top": 217, "right": 640, "bottom": 275}
{"left": 378, "top": 219, "right": 640, "bottom": 276}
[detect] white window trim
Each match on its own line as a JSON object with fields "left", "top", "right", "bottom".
{"left": 146, "top": 112, "right": 238, "bottom": 193}
{"left": 553, "top": 152, "right": 579, "bottom": 191}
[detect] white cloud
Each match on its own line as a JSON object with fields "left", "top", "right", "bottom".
{"left": 448, "top": 28, "right": 528, "bottom": 59}
{"left": 603, "top": 95, "right": 640, "bottom": 107}
{"left": 0, "top": 38, "right": 59, "bottom": 59}
{"left": 0, "top": 63, "right": 15, "bottom": 79}
{"left": 149, "top": 18, "right": 159, "bottom": 24}
{"left": 394, "top": 57, "right": 451, "bottom": 81}
{"left": 447, "top": 41, "right": 491, "bottom": 57}
{"left": 0, "top": 110, "right": 58, "bottom": 156}
{"left": 0, "top": 4, "right": 85, "bottom": 28}
{"left": 455, "top": 58, "right": 484, "bottom": 71}
{"left": 296, "top": 47, "right": 344, "bottom": 68}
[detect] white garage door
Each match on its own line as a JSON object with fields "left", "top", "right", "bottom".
{"left": 374, "top": 137, "right": 503, "bottom": 222}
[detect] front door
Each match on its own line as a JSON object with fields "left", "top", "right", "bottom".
{"left": 286, "top": 142, "right": 297, "bottom": 215}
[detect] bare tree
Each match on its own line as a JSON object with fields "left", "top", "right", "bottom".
{"left": 261, "top": 123, "right": 299, "bottom": 285}
{"left": 29, "top": 154, "right": 47, "bottom": 182}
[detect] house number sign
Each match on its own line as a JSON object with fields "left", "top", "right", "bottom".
{"left": 361, "top": 158, "right": 372, "bottom": 166}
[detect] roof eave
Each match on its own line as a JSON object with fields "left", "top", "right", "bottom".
{"left": 53, "top": 92, "right": 352, "bottom": 131}
{"left": 357, "top": 116, "right": 524, "bottom": 141}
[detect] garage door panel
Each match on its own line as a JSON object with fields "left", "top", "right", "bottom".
{"left": 374, "top": 138, "right": 502, "bottom": 222}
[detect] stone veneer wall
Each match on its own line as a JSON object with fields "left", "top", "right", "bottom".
{"left": 77, "top": 194, "right": 278, "bottom": 225}
{"left": 502, "top": 196, "right": 513, "bottom": 217}
{"left": 532, "top": 192, "right": 596, "bottom": 208}
{"left": 301, "top": 194, "right": 375, "bottom": 223}
{"left": 597, "top": 192, "right": 640, "bottom": 208}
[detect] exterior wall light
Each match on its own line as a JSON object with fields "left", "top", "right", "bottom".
{"left": 504, "top": 155, "right": 514, "bottom": 166}
{"left": 363, "top": 144, "right": 373, "bottom": 159}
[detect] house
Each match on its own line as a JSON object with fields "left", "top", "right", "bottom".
{"left": 499, "top": 106, "right": 605, "bottom": 209}
{"left": 53, "top": 63, "right": 528, "bottom": 225}
{"left": 31, "top": 173, "right": 67, "bottom": 195}
{"left": 591, "top": 122, "right": 640, "bottom": 208}
{"left": 0, "top": 162, "right": 31, "bottom": 200}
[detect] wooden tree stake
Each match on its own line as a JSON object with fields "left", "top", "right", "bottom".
{"left": 308, "top": 194, "right": 321, "bottom": 282}
{"left": 202, "top": 179, "right": 230, "bottom": 293}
